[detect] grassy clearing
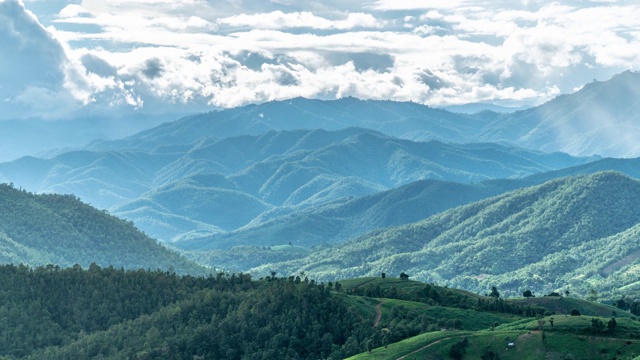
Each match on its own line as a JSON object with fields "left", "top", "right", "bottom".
{"left": 351, "top": 328, "right": 640, "bottom": 360}
{"left": 345, "top": 330, "right": 473, "bottom": 360}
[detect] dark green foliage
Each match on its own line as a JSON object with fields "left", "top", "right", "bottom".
{"left": 631, "top": 302, "right": 640, "bottom": 315}
{"left": 571, "top": 309, "right": 581, "bottom": 316}
{"left": 449, "top": 337, "right": 468, "bottom": 360}
{"left": 591, "top": 318, "right": 605, "bottom": 334}
{"left": 0, "top": 264, "right": 222, "bottom": 358}
{"left": 523, "top": 290, "right": 533, "bottom": 298}
{"left": 481, "top": 349, "right": 501, "bottom": 360}
{"left": 608, "top": 317, "right": 617, "bottom": 333}
{"left": 0, "top": 266, "right": 386, "bottom": 360}
{"left": 489, "top": 286, "right": 500, "bottom": 298}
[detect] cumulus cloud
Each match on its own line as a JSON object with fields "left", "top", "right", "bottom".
{"left": 0, "top": 0, "right": 82, "bottom": 118}
{"left": 217, "top": 11, "right": 382, "bottom": 30}
{"left": 2, "top": 0, "right": 639, "bottom": 119}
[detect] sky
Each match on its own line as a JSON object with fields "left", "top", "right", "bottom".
{"left": 1, "top": 0, "right": 639, "bottom": 120}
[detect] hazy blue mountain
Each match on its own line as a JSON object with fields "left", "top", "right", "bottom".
{"left": 254, "top": 171, "right": 640, "bottom": 299}
{"left": 0, "top": 151, "right": 181, "bottom": 209}
{"left": 0, "top": 183, "right": 206, "bottom": 274}
{"left": 86, "top": 97, "right": 487, "bottom": 152}
{"left": 0, "top": 114, "right": 181, "bottom": 162}
{"left": 443, "top": 103, "right": 530, "bottom": 114}
{"left": 479, "top": 71, "right": 640, "bottom": 157}
{"left": 80, "top": 71, "right": 640, "bottom": 160}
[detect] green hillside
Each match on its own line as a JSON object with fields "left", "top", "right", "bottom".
{"left": 253, "top": 171, "right": 640, "bottom": 300}
{"left": 181, "top": 157, "right": 640, "bottom": 271}
{"left": 0, "top": 183, "right": 206, "bottom": 274}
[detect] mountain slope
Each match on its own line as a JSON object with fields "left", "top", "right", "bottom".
{"left": 0, "top": 183, "right": 206, "bottom": 274}
{"left": 480, "top": 71, "right": 640, "bottom": 157}
{"left": 255, "top": 171, "right": 640, "bottom": 299}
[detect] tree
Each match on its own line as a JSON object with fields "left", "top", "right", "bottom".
{"left": 399, "top": 272, "right": 409, "bottom": 281}
{"left": 607, "top": 318, "right": 617, "bottom": 333}
{"left": 381, "top": 272, "right": 386, "bottom": 279}
{"left": 449, "top": 337, "right": 468, "bottom": 360}
{"left": 570, "top": 309, "right": 581, "bottom": 316}
{"left": 591, "top": 318, "right": 605, "bottom": 334}
{"left": 564, "top": 290, "right": 570, "bottom": 297}
{"left": 587, "top": 287, "right": 598, "bottom": 302}
{"left": 615, "top": 298, "right": 629, "bottom": 310}
{"left": 631, "top": 302, "right": 640, "bottom": 316}
{"left": 523, "top": 290, "right": 533, "bottom": 298}
{"left": 489, "top": 286, "right": 500, "bottom": 298}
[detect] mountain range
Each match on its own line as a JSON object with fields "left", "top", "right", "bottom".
{"left": 83, "top": 70, "right": 640, "bottom": 158}
{"left": 0, "top": 71, "right": 639, "bottom": 302}
{"left": 0, "top": 128, "right": 591, "bottom": 244}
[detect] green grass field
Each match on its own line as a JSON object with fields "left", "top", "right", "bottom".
{"left": 341, "top": 278, "right": 640, "bottom": 360}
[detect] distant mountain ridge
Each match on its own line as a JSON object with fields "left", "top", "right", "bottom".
{"left": 86, "top": 71, "right": 640, "bottom": 158}
{"left": 86, "top": 97, "right": 488, "bottom": 153}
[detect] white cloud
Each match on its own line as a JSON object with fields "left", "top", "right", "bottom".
{"left": 0, "top": 0, "right": 85, "bottom": 118}
{"left": 2, "top": 0, "right": 639, "bottom": 119}
{"left": 218, "top": 11, "right": 382, "bottom": 30}
{"left": 372, "top": 0, "right": 472, "bottom": 11}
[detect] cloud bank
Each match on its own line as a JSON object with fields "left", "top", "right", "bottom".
{"left": 2, "top": 0, "right": 639, "bottom": 119}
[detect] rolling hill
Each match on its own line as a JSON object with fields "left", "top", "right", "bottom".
{"left": 252, "top": 171, "right": 640, "bottom": 300}
{"left": 180, "top": 157, "right": 640, "bottom": 271}
{"left": 0, "top": 183, "right": 206, "bottom": 274}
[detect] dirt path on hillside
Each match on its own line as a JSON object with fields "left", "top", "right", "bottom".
{"left": 374, "top": 301, "right": 384, "bottom": 327}
{"left": 395, "top": 336, "right": 459, "bottom": 360}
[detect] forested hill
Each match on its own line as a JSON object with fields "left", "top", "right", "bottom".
{"left": 0, "top": 183, "right": 206, "bottom": 274}
{"left": 255, "top": 171, "right": 640, "bottom": 299}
